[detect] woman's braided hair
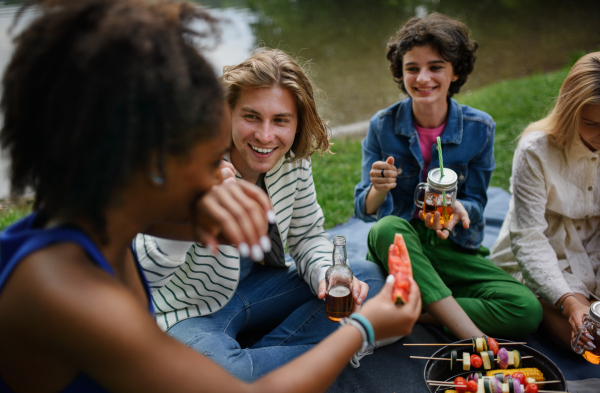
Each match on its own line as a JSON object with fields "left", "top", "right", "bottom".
{"left": 1, "top": 0, "right": 224, "bottom": 230}
{"left": 386, "top": 13, "right": 478, "bottom": 97}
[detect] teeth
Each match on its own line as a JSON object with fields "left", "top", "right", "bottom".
{"left": 415, "top": 87, "right": 435, "bottom": 92}
{"left": 251, "top": 145, "right": 274, "bottom": 154}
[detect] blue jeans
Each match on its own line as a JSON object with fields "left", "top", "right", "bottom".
{"left": 167, "top": 259, "right": 385, "bottom": 381}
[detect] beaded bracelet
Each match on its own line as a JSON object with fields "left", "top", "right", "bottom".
{"left": 558, "top": 293, "right": 575, "bottom": 312}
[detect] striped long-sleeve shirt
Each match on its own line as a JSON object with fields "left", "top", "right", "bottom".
{"left": 135, "top": 153, "right": 333, "bottom": 331}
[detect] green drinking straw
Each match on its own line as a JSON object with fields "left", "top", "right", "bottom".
{"left": 436, "top": 137, "right": 450, "bottom": 223}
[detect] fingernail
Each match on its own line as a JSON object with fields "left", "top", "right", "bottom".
{"left": 209, "top": 244, "right": 218, "bottom": 255}
{"left": 585, "top": 332, "right": 595, "bottom": 341}
{"left": 267, "top": 210, "right": 276, "bottom": 224}
{"left": 357, "top": 297, "right": 363, "bottom": 304}
{"left": 238, "top": 242, "right": 250, "bottom": 258}
{"left": 251, "top": 244, "right": 264, "bottom": 261}
{"left": 259, "top": 235, "right": 271, "bottom": 253}
{"left": 585, "top": 344, "right": 595, "bottom": 351}
{"left": 386, "top": 274, "right": 395, "bottom": 284}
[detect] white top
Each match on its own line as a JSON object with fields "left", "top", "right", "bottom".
{"left": 136, "top": 153, "right": 333, "bottom": 331}
{"left": 490, "top": 130, "right": 600, "bottom": 305}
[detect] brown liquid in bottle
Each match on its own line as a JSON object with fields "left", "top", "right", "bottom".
{"left": 582, "top": 328, "right": 600, "bottom": 365}
{"left": 325, "top": 286, "right": 353, "bottom": 322}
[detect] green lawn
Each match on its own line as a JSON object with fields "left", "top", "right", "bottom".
{"left": 0, "top": 67, "right": 570, "bottom": 231}
{"left": 312, "top": 67, "right": 569, "bottom": 229}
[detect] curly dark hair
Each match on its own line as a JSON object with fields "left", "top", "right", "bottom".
{"left": 0, "top": 0, "right": 224, "bottom": 231}
{"left": 386, "top": 13, "right": 478, "bottom": 97}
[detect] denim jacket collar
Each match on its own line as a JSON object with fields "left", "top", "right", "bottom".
{"left": 394, "top": 97, "right": 464, "bottom": 145}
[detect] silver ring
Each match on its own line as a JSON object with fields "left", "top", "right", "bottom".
{"left": 381, "top": 169, "right": 385, "bottom": 178}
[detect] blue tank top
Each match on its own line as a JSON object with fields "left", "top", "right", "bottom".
{"left": 0, "top": 213, "right": 155, "bottom": 393}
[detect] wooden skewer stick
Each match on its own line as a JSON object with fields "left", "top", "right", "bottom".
{"left": 426, "top": 383, "right": 567, "bottom": 392}
{"left": 426, "top": 380, "right": 561, "bottom": 385}
{"left": 411, "top": 355, "right": 533, "bottom": 361}
{"left": 404, "top": 342, "right": 527, "bottom": 346}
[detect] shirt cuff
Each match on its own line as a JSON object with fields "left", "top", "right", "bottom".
{"left": 538, "top": 280, "right": 577, "bottom": 306}
{"left": 153, "top": 237, "right": 194, "bottom": 263}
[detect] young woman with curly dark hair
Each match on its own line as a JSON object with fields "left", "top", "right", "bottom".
{"left": 0, "top": 1, "right": 421, "bottom": 392}
{"left": 354, "top": 13, "right": 542, "bottom": 339}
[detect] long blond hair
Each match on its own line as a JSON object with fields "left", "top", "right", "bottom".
{"left": 221, "top": 49, "right": 331, "bottom": 162}
{"left": 522, "top": 52, "right": 600, "bottom": 150}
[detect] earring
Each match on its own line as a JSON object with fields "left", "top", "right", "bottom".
{"left": 150, "top": 172, "right": 164, "bottom": 186}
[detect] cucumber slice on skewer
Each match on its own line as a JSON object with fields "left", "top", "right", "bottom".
{"left": 451, "top": 350, "right": 457, "bottom": 370}
{"left": 476, "top": 338, "right": 484, "bottom": 352}
{"left": 482, "top": 335, "right": 489, "bottom": 351}
{"left": 506, "top": 377, "right": 515, "bottom": 393}
{"left": 513, "top": 350, "right": 521, "bottom": 368}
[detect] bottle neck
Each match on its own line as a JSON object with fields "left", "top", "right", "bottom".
{"left": 332, "top": 244, "right": 347, "bottom": 266}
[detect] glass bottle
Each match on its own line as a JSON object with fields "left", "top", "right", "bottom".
{"left": 572, "top": 301, "right": 600, "bottom": 365}
{"left": 325, "top": 235, "right": 354, "bottom": 322}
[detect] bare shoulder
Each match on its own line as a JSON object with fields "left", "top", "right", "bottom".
{"left": 0, "top": 242, "right": 154, "bottom": 358}
{"left": 0, "top": 243, "right": 249, "bottom": 392}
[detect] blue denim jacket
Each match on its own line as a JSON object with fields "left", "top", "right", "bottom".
{"left": 354, "top": 97, "right": 495, "bottom": 249}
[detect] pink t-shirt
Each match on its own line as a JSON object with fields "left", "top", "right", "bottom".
{"left": 413, "top": 122, "right": 446, "bottom": 219}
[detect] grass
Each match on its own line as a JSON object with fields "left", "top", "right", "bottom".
{"left": 0, "top": 68, "right": 570, "bottom": 231}
{"left": 0, "top": 199, "right": 32, "bottom": 232}
{"left": 312, "top": 67, "right": 570, "bottom": 228}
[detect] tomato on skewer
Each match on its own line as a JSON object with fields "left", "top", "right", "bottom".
{"left": 470, "top": 354, "right": 483, "bottom": 369}
{"left": 487, "top": 337, "right": 499, "bottom": 356}
{"left": 512, "top": 372, "right": 526, "bottom": 386}
{"left": 466, "top": 380, "right": 478, "bottom": 393}
{"left": 525, "top": 383, "right": 538, "bottom": 393}
{"left": 454, "top": 377, "right": 467, "bottom": 393}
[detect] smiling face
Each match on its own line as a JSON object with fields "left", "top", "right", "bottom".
{"left": 402, "top": 45, "right": 457, "bottom": 109}
{"left": 579, "top": 103, "right": 600, "bottom": 151}
{"left": 230, "top": 85, "right": 298, "bottom": 183}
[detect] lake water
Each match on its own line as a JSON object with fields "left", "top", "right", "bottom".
{"left": 0, "top": 0, "right": 598, "bottom": 196}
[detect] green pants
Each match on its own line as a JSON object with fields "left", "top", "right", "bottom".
{"left": 367, "top": 216, "right": 542, "bottom": 338}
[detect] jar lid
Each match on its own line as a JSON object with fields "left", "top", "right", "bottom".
{"left": 590, "top": 301, "right": 600, "bottom": 324}
{"left": 427, "top": 168, "right": 458, "bottom": 190}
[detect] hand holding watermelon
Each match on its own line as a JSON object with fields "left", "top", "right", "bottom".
{"left": 360, "top": 273, "right": 422, "bottom": 340}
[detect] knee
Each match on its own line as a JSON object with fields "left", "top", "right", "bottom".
{"left": 368, "top": 216, "right": 414, "bottom": 252}
{"left": 351, "top": 259, "right": 386, "bottom": 297}
{"left": 370, "top": 216, "right": 413, "bottom": 239}
{"left": 185, "top": 333, "right": 255, "bottom": 380}
{"left": 501, "top": 290, "right": 543, "bottom": 336}
{"left": 352, "top": 259, "right": 386, "bottom": 281}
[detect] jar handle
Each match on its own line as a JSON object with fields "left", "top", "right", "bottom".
{"left": 414, "top": 182, "right": 427, "bottom": 208}
{"left": 571, "top": 323, "right": 587, "bottom": 354}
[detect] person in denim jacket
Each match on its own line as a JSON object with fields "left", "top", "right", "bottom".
{"left": 355, "top": 13, "right": 542, "bottom": 339}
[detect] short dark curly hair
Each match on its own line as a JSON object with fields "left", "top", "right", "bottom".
{"left": 1, "top": 0, "right": 224, "bottom": 231}
{"left": 386, "top": 13, "right": 478, "bottom": 97}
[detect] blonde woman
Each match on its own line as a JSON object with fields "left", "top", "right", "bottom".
{"left": 491, "top": 52, "right": 600, "bottom": 350}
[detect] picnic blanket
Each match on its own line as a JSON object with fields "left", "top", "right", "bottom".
{"left": 323, "top": 187, "right": 600, "bottom": 392}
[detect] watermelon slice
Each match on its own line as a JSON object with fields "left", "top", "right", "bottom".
{"left": 388, "top": 233, "right": 413, "bottom": 305}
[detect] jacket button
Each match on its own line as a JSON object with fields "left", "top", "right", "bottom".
{"left": 589, "top": 186, "right": 593, "bottom": 191}
{"left": 592, "top": 157, "right": 597, "bottom": 161}
{"left": 459, "top": 173, "right": 465, "bottom": 182}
